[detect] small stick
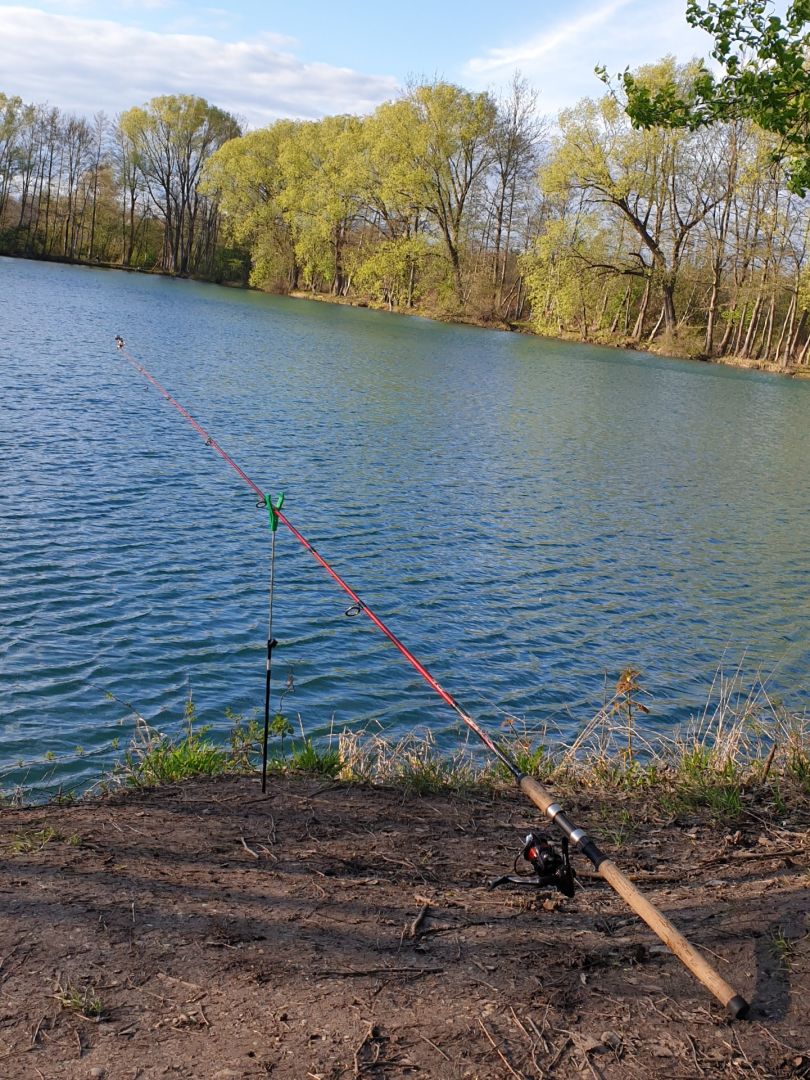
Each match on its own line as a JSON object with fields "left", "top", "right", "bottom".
{"left": 353, "top": 1022, "right": 375, "bottom": 1078}
{"left": 407, "top": 904, "right": 430, "bottom": 939}
{"left": 547, "top": 1036, "right": 572, "bottom": 1071}
{"left": 477, "top": 1018, "right": 523, "bottom": 1080}
{"left": 240, "top": 836, "right": 259, "bottom": 860}
{"left": 416, "top": 1032, "right": 451, "bottom": 1061}
{"left": 685, "top": 1032, "right": 705, "bottom": 1076}
{"left": 760, "top": 741, "right": 778, "bottom": 783}
{"left": 316, "top": 966, "right": 444, "bottom": 978}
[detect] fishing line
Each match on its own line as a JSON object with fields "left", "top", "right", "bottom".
{"left": 111, "top": 336, "right": 750, "bottom": 1019}
{"left": 114, "top": 335, "right": 513, "bottom": 771}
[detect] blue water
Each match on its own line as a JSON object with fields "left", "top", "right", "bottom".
{"left": 2, "top": 257, "right": 809, "bottom": 795}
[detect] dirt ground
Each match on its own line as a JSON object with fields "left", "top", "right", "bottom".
{"left": 0, "top": 775, "right": 808, "bottom": 1080}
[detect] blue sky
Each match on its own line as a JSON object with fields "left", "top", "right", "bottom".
{"left": 1, "top": 1, "right": 721, "bottom": 125}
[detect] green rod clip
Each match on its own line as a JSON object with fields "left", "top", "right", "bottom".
{"left": 265, "top": 491, "right": 284, "bottom": 532}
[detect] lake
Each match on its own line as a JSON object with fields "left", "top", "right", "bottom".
{"left": 2, "top": 257, "right": 809, "bottom": 795}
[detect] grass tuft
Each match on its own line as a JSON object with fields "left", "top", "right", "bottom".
{"left": 338, "top": 729, "right": 481, "bottom": 793}
{"left": 54, "top": 978, "right": 104, "bottom": 1020}
{"left": 6, "top": 826, "right": 58, "bottom": 853}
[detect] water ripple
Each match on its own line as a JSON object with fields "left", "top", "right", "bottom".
{"left": 2, "top": 257, "right": 810, "bottom": 794}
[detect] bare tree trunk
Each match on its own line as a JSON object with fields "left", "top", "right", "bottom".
{"left": 705, "top": 272, "right": 721, "bottom": 354}
{"left": 787, "top": 308, "right": 806, "bottom": 365}
{"left": 731, "top": 302, "right": 748, "bottom": 355}
{"left": 718, "top": 308, "right": 735, "bottom": 354}
{"left": 757, "top": 295, "right": 775, "bottom": 360}
{"left": 774, "top": 292, "right": 796, "bottom": 367}
{"left": 647, "top": 305, "right": 666, "bottom": 342}
{"left": 611, "top": 286, "right": 630, "bottom": 334}
{"left": 631, "top": 280, "right": 651, "bottom": 339}
{"left": 741, "top": 292, "right": 763, "bottom": 357}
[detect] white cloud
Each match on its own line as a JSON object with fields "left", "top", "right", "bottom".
{"left": 463, "top": 0, "right": 718, "bottom": 116}
{"left": 466, "top": 0, "right": 635, "bottom": 75}
{"left": 0, "top": 6, "right": 399, "bottom": 125}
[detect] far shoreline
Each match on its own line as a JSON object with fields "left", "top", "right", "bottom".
{"left": 6, "top": 250, "right": 810, "bottom": 381}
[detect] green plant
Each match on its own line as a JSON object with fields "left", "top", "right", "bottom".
{"left": 226, "top": 707, "right": 262, "bottom": 770}
{"left": 494, "top": 719, "right": 553, "bottom": 780}
{"left": 595, "top": 808, "right": 637, "bottom": 846}
{"left": 54, "top": 979, "right": 104, "bottom": 1019}
{"left": 122, "top": 693, "right": 230, "bottom": 787}
{"left": 786, "top": 739, "right": 810, "bottom": 791}
{"left": 51, "top": 788, "right": 77, "bottom": 807}
{"left": 7, "top": 826, "right": 58, "bottom": 853}
{"left": 124, "top": 732, "right": 230, "bottom": 787}
{"left": 269, "top": 713, "right": 294, "bottom": 757}
{"left": 770, "top": 927, "right": 795, "bottom": 969}
{"left": 287, "top": 738, "right": 343, "bottom": 777}
{"left": 610, "top": 668, "right": 651, "bottom": 761}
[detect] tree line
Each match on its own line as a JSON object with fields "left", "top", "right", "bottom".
{"left": 0, "top": 93, "right": 240, "bottom": 277}
{"left": 1, "top": 41, "right": 808, "bottom": 368}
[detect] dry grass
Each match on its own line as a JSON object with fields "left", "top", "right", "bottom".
{"left": 336, "top": 666, "right": 810, "bottom": 822}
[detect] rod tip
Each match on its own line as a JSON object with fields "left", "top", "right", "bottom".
{"left": 727, "top": 994, "right": 750, "bottom": 1020}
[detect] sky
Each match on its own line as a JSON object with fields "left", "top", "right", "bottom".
{"left": 1, "top": 1, "right": 721, "bottom": 126}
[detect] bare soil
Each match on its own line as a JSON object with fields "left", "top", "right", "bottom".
{"left": 0, "top": 775, "right": 808, "bottom": 1079}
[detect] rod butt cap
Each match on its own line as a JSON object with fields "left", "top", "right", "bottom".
{"left": 727, "top": 994, "right": 750, "bottom": 1020}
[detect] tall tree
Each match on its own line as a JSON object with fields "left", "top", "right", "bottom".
{"left": 489, "top": 74, "right": 545, "bottom": 313}
{"left": 614, "top": 0, "right": 810, "bottom": 193}
{"left": 119, "top": 95, "right": 240, "bottom": 274}
{"left": 394, "top": 82, "right": 497, "bottom": 306}
{"left": 202, "top": 121, "right": 300, "bottom": 290}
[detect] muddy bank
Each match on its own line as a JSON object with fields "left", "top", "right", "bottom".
{"left": 0, "top": 775, "right": 808, "bottom": 1078}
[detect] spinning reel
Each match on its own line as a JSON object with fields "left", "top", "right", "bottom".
{"left": 490, "top": 832, "right": 576, "bottom": 897}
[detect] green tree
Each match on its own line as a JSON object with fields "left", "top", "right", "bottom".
{"left": 202, "top": 122, "right": 299, "bottom": 290}
{"left": 276, "top": 115, "right": 366, "bottom": 294}
{"left": 537, "top": 62, "right": 729, "bottom": 340}
{"left": 613, "top": 1, "right": 810, "bottom": 193}
{"left": 0, "top": 93, "right": 24, "bottom": 224}
{"left": 379, "top": 83, "right": 497, "bottom": 307}
{"left": 119, "top": 95, "right": 240, "bottom": 274}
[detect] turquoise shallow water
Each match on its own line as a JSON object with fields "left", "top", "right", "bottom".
{"left": 2, "top": 257, "right": 809, "bottom": 794}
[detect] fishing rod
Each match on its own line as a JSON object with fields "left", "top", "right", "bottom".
{"left": 112, "top": 336, "right": 750, "bottom": 1019}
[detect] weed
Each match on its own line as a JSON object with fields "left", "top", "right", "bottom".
{"left": 287, "top": 738, "right": 342, "bottom": 777}
{"left": 121, "top": 696, "right": 230, "bottom": 788}
{"left": 6, "top": 827, "right": 82, "bottom": 853}
{"left": 770, "top": 928, "right": 795, "bottom": 969}
{"left": 595, "top": 808, "right": 637, "bottom": 846}
{"left": 490, "top": 721, "right": 553, "bottom": 781}
{"left": 269, "top": 713, "right": 294, "bottom": 757}
{"left": 225, "top": 707, "right": 262, "bottom": 770}
{"left": 611, "top": 668, "right": 651, "bottom": 760}
{"left": 54, "top": 979, "right": 104, "bottom": 1020}
{"left": 338, "top": 727, "right": 482, "bottom": 792}
{"left": 123, "top": 733, "right": 230, "bottom": 787}
{"left": 786, "top": 739, "right": 810, "bottom": 791}
{"left": 7, "top": 826, "right": 58, "bottom": 853}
